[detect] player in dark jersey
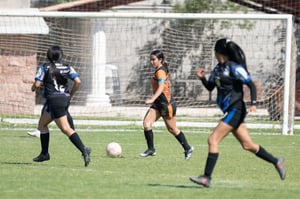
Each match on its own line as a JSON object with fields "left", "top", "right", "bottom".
{"left": 189, "top": 38, "right": 285, "bottom": 187}
{"left": 27, "top": 103, "right": 75, "bottom": 138}
{"left": 139, "top": 50, "right": 193, "bottom": 160}
{"left": 31, "top": 46, "right": 91, "bottom": 167}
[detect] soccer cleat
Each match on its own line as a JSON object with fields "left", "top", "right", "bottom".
{"left": 139, "top": 149, "right": 156, "bottom": 157}
{"left": 82, "top": 147, "right": 91, "bottom": 167}
{"left": 33, "top": 153, "right": 50, "bottom": 162}
{"left": 184, "top": 146, "right": 194, "bottom": 160}
{"left": 189, "top": 175, "right": 211, "bottom": 188}
{"left": 275, "top": 157, "right": 286, "bottom": 180}
{"left": 27, "top": 129, "right": 41, "bottom": 138}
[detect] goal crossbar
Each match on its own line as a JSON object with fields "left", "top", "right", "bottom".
{"left": 0, "top": 11, "right": 293, "bottom": 20}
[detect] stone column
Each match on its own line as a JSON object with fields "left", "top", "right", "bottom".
{"left": 86, "top": 28, "right": 110, "bottom": 106}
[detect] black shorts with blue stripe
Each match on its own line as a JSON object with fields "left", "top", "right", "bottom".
{"left": 221, "top": 101, "right": 247, "bottom": 129}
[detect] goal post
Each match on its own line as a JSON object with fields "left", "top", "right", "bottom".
{"left": 282, "top": 14, "right": 295, "bottom": 135}
{"left": 0, "top": 11, "right": 295, "bottom": 135}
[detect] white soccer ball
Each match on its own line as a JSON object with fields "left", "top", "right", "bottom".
{"left": 106, "top": 142, "right": 122, "bottom": 158}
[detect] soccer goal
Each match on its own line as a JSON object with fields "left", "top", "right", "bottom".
{"left": 0, "top": 11, "right": 295, "bottom": 135}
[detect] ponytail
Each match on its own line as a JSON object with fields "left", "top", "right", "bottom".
{"left": 226, "top": 41, "right": 248, "bottom": 73}
{"left": 215, "top": 38, "right": 248, "bottom": 73}
{"left": 163, "top": 62, "right": 169, "bottom": 72}
{"left": 48, "top": 62, "right": 57, "bottom": 79}
{"left": 45, "top": 46, "right": 64, "bottom": 83}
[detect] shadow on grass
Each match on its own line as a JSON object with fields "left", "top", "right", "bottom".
{"left": 148, "top": 183, "right": 203, "bottom": 189}
{"left": 1, "top": 161, "right": 71, "bottom": 168}
{"left": 1, "top": 161, "right": 33, "bottom": 165}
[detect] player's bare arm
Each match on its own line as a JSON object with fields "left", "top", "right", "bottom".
{"left": 145, "top": 82, "right": 164, "bottom": 104}
{"left": 69, "top": 77, "right": 81, "bottom": 99}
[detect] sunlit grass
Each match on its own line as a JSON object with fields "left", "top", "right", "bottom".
{"left": 0, "top": 124, "right": 299, "bottom": 199}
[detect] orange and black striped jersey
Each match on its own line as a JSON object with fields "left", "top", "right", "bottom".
{"left": 151, "top": 65, "right": 172, "bottom": 104}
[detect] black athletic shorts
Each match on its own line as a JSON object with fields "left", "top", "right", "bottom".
{"left": 151, "top": 101, "right": 177, "bottom": 119}
{"left": 221, "top": 101, "right": 247, "bottom": 129}
{"left": 46, "top": 94, "right": 69, "bottom": 119}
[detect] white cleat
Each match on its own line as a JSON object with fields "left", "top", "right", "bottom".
{"left": 27, "top": 129, "right": 41, "bottom": 138}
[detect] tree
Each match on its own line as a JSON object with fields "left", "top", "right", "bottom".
{"left": 55, "top": 0, "right": 74, "bottom": 3}
{"left": 173, "top": 0, "right": 247, "bottom": 13}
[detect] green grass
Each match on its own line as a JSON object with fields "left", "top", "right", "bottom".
{"left": 0, "top": 126, "right": 299, "bottom": 199}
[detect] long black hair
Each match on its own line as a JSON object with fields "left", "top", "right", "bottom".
{"left": 150, "top": 50, "right": 169, "bottom": 71}
{"left": 45, "top": 46, "right": 65, "bottom": 84}
{"left": 47, "top": 45, "right": 63, "bottom": 63}
{"left": 214, "top": 38, "right": 248, "bottom": 72}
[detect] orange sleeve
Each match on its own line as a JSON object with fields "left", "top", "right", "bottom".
{"left": 155, "top": 69, "right": 167, "bottom": 81}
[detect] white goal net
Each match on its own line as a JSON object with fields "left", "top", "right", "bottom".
{"left": 0, "top": 11, "right": 295, "bottom": 135}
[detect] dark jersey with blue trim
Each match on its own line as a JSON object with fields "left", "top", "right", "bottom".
{"left": 34, "top": 62, "right": 79, "bottom": 98}
{"left": 201, "top": 61, "right": 256, "bottom": 113}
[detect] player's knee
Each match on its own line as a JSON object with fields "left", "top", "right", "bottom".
{"left": 143, "top": 121, "right": 153, "bottom": 130}
{"left": 167, "top": 127, "right": 178, "bottom": 135}
{"left": 241, "top": 142, "right": 254, "bottom": 151}
{"left": 60, "top": 126, "right": 71, "bottom": 134}
{"left": 38, "top": 125, "right": 48, "bottom": 132}
{"left": 208, "top": 136, "right": 218, "bottom": 147}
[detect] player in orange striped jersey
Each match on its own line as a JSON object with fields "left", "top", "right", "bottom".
{"left": 140, "top": 50, "right": 193, "bottom": 160}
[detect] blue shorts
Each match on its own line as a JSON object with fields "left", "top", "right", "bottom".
{"left": 221, "top": 101, "right": 247, "bottom": 129}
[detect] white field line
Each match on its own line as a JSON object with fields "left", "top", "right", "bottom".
{"left": 2, "top": 118, "right": 299, "bottom": 129}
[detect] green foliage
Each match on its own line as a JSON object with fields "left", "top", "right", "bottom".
{"left": 55, "top": 0, "right": 74, "bottom": 4}
{"left": 173, "top": 0, "right": 248, "bottom": 13}
{"left": 0, "top": 126, "right": 299, "bottom": 198}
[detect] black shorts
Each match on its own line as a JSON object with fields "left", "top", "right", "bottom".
{"left": 151, "top": 101, "right": 177, "bottom": 119}
{"left": 221, "top": 101, "right": 247, "bottom": 129}
{"left": 46, "top": 94, "right": 69, "bottom": 119}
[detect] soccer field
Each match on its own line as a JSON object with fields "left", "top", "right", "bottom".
{"left": 1, "top": 123, "right": 300, "bottom": 199}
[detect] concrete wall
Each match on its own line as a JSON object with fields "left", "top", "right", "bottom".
{"left": 0, "top": 0, "right": 30, "bottom": 8}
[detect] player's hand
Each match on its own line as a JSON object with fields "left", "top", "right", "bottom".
{"left": 248, "top": 105, "right": 256, "bottom": 112}
{"left": 196, "top": 68, "right": 205, "bottom": 79}
{"left": 31, "top": 84, "right": 36, "bottom": 92}
{"left": 145, "top": 98, "right": 154, "bottom": 105}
